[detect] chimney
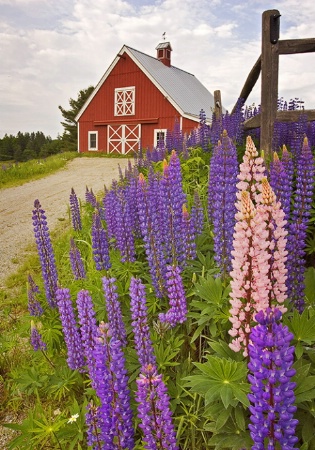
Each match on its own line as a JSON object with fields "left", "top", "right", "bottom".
{"left": 156, "top": 42, "right": 172, "bottom": 67}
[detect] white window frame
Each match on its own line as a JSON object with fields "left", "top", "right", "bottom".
{"left": 114, "top": 86, "right": 135, "bottom": 116}
{"left": 154, "top": 129, "right": 167, "bottom": 147}
{"left": 88, "top": 131, "right": 98, "bottom": 151}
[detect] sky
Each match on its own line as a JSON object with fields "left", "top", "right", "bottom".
{"left": 1, "top": 0, "right": 314, "bottom": 139}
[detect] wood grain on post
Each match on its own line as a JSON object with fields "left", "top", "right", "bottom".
{"left": 214, "top": 90, "right": 222, "bottom": 119}
{"left": 260, "top": 9, "right": 280, "bottom": 159}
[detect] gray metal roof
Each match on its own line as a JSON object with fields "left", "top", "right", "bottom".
{"left": 127, "top": 46, "right": 214, "bottom": 121}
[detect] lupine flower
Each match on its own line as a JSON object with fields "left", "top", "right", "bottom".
{"left": 135, "top": 364, "right": 178, "bottom": 450}
{"left": 159, "top": 265, "right": 187, "bottom": 328}
{"left": 286, "top": 136, "right": 315, "bottom": 312}
{"left": 112, "top": 187, "right": 136, "bottom": 262}
{"left": 85, "top": 401, "right": 102, "bottom": 449}
{"left": 91, "top": 211, "right": 111, "bottom": 271}
{"left": 269, "top": 152, "right": 292, "bottom": 222}
{"left": 76, "top": 290, "right": 99, "bottom": 384}
{"left": 32, "top": 199, "right": 58, "bottom": 308}
{"left": 102, "top": 276, "right": 127, "bottom": 345}
{"left": 27, "top": 274, "right": 43, "bottom": 316}
{"left": 85, "top": 186, "right": 97, "bottom": 207}
{"left": 30, "top": 321, "right": 47, "bottom": 351}
{"left": 69, "top": 238, "right": 86, "bottom": 280}
{"left": 129, "top": 277, "right": 156, "bottom": 367}
{"left": 248, "top": 308, "right": 298, "bottom": 450}
{"left": 190, "top": 190, "right": 204, "bottom": 236}
{"left": 56, "top": 288, "right": 85, "bottom": 371}
{"left": 69, "top": 187, "right": 82, "bottom": 231}
{"left": 137, "top": 172, "right": 167, "bottom": 298}
{"left": 208, "top": 130, "right": 238, "bottom": 276}
{"left": 229, "top": 137, "right": 288, "bottom": 356}
{"left": 181, "top": 205, "right": 197, "bottom": 262}
{"left": 91, "top": 323, "right": 134, "bottom": 449}
{"left": 103, "top": 188, "right": 118, "bottom": 242}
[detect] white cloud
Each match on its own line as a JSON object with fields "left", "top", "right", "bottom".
{"left": 0, "top": 0, "right": 314, "bottom": 138}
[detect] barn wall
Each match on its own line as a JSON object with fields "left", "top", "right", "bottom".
{"left": 78, "top": 52, "right": 198, "bottom": 153}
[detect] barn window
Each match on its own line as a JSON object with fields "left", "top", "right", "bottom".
{"left": 154, "top": 129, "right": 167, "bottom": 147}
{"left": 88, "top": 131, "right": 98, "bottom": 151}
{"left": 115, "top": 87, "right": 135, "bottom": 116}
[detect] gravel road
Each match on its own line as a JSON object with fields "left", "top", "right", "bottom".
{"left": 0, "top": 157, "right": 130, "bottom": 287}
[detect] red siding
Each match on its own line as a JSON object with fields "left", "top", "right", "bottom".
{"left": 78, "top": 52, "right": 198, "bottom": 153}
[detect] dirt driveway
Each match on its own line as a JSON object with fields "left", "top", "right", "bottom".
{"left": 0, "top": 157, "right": 130, "bottom": 286}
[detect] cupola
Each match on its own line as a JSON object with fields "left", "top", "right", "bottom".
{"left": 155, "top": 41, "right": 172, "bottom": 67}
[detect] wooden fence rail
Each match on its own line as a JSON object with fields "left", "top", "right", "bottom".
{"left": 232, "top": 9, "right": 315, "bottom": 158}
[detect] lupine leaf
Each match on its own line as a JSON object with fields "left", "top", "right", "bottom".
{"left": 284, "top": 309, "right": 315, "bottom": 344}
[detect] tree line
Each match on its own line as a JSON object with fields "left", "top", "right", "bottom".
{"left": 0, "top": 86, "right": 94, "bottom": 162}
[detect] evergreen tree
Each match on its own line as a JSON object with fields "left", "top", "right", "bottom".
{"left": 58, "top": 86, "right": 94, "bottom": 150}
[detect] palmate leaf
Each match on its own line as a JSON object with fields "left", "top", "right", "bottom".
{"left": 283, "top": 308, "right": 315, "bottom": 345}
{"left": 193, "top": 274, "right": 226, "bottom": 305}
{"left": 184, "top": 356, "right": 250, "bottom": 408}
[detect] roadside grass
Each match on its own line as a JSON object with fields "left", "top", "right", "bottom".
{"left": 0, "top": 152, "right": 77, "bottom": 190}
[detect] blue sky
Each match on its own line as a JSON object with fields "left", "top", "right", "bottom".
{"left": 1, "top": 0, "right": 314, "bottom": 138}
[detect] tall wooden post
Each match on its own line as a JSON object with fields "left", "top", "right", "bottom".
{"left": 260, "top": 10, "right": 280, "bottom": 159}
{"left": 214, "top": 90, "right": 222, "bottom": 119}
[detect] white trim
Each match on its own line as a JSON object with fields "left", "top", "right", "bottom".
{"left": 77, "top": 122, "right": 80, "bottom": 153}
{"left": 114, "top": 86, "right": 135, "bottom": 116}
{"left": 88, "top": 131, "right": 98, "bottom": 151}
{"left": 153, "top": 128, "right": 167, "bottom": 147}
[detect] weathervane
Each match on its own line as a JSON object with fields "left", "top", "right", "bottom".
{"left": 162, "top": 32, "right": 166, "bottom": 41}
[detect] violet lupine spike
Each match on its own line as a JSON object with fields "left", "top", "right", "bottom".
{"left": 91, "top": 323, "right": 135, "bottom": 450}
{"left": 129, "top": 277, "right": 156, "bottom": 367}
{"left": 248, "top": 308, "right": 298, "bottom": 450}
{"left": 103, "top": 188, "right": 117, "bottom": 242}
{"left": 102, "top": 276, "right": 127, "bottom": 346}
{"left": 190, "top": 190, "right": 204, "bottom": 236}
{"left": 209, "top": 130, "right": 238, "bottom": 277}
{"left": 69, "top": 187, "right": 82, "bottom": 231}
{"left": 113, "top": 187, "right": 136, "bottom": 263}
{"left": 30, "top": 321, "right": 47, "bottom": 351}
{"left": 91, "top": 211, "right": 111, "bottom": 271}
{"left": 27, "top": 274, "right": 43, "bottom": 316}
{"left": 69, "top": 238, "right": 86, "bottom": 280}
{"left": 269, "top": 152, "right": 292, "bottom": 222}
{"left": 85, "top": 402, "right": 102, "bottom": 449}
{"left": 286, "top": 136, "right": 315, "bottom": 312}
{"left": 181, "top": 205, "right": 197, "bottom": 262}
{"left": 136, "top": 364, "right": 178, "bottom": 450}
{"left": 85, "top": 186, "right": 97, "bottom": 207}
{"left": 137, "top": 172, "right": 167, "bottom": 298}
{"left": 56, "top": 287, "right": 85, "bottom": 371}
{"left": 76, "top": 289, "right": 99, "bottom": 385}
{"left": 159, "top": 265, "right": 188, "bottom": 328}
{"left": 32, "top": 199, "right": 58, "bottom": 308}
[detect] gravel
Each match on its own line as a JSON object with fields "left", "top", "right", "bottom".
{"left": 0, "top": 157, "right": 130, "bottom": 287}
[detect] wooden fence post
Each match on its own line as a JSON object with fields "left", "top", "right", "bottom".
{"left": 260, "top": 9, "right": 280, "bottom": 159}
{"left": 214, "top": 90, "right": 222, "bottom": 119}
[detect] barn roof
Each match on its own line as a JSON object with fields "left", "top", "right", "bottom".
{"left": 75, "top": 44, "right": 216, "bottom": 122}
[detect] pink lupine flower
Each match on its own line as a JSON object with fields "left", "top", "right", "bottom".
{"left": 229, "top": 137, "right": 288, "bottom": 356}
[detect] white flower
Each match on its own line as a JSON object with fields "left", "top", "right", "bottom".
{"left": 67, "top": 413, "right": 79, "bottom": 424}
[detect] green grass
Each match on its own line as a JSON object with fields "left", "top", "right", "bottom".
{"left": 0, "top": 152, "right": 78, "bottom": 190}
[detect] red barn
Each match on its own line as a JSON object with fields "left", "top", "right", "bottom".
{"left": 75, "top": 42, "right": 215, "bottom": 154}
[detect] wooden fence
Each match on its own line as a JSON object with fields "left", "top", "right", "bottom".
{"left": 232, "top": 9, "right": 315, "bottom": 158}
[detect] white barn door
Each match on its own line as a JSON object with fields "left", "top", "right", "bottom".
{"left": 108, "top": 124, "right": 141, "bottom": 154}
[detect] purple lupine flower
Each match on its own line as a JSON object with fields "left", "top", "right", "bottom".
{"left": 91, "top": 323, "right": 134, "bottom": 449}
{"left": 76, "top": 290, "right": 98, "bottom": 385}
{"left": 102, "top": 276, "right": 127, "bottom": 346}
{"left": 286, "top": 137, "right": 315, "bottom": 311}
{"left": 248, "top": 308, "right": 298, "bottom": 450}
{"left": 69, "top": 238, "right": 86, "bottom": 280}
{"left": 137, "top": 172, "right": 167, "bottom": 298}
{"left": 135, "top": 364, "right": 178, "bottom": 450}
{"left": 159, "top": 265, "right": 187, "bottom": 328}
{"left": 199, "top": 109, "right": 210, "bottom": 152}
{"left": 27, "top": 274, "right": 43, "bottom": 316}
{"left": 181, "top": 204, "right": 197, "bottom": 262}
{"left": 85, "top": 186, "right": 97, "bottom": 207}
{"left": 190, "top": 190, "right": 204, "bottom": 236}
{"left": 91, "top": 211, "right": 111, "bottom": 271}
{"left": 32, "top": 199, "right": 58, "bottom": 308}
{"left": 269, "top": 152, "right": 292, "bottom": 222}
{"left": 103, "top": 188, "right": 117, "bottom": 242}
{"left": 112, "top": 187, "right": 136, "bottom": 262}
{"left": 208, "top": 131, "right": 238, "bottom": 277}
{"left": 129, "top": 277, "right": 156, "bottom": 367}
{"left": 30, "top": 321, "right": 47, "bottom": 351}
{"left": 85, "top": 402, "right": 102, "bottom": 449}
{"left": 56, "top": 288, "right": 85, "bottom": 371}
{"left": 69, "top": 187, "right": 82, "bottom": 231}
